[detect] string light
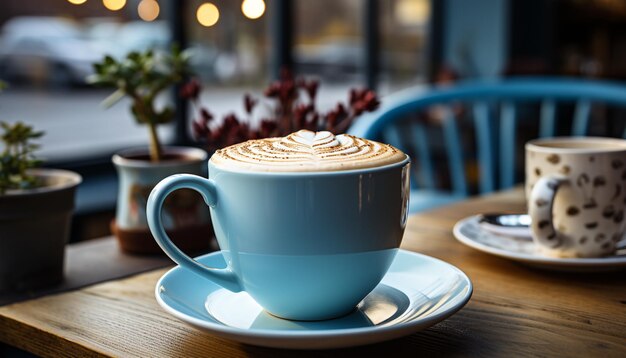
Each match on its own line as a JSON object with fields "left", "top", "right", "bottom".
{"left": 241, "top": 0, "right": 265, "bottom": 20}
{"left": 197, "top": 3, "right": 220, "bottom": 27}
{"left": 103, "top": 0, "right": 126, "bottom": 11}
{"left": 138, "top": 0, "right": 160, "bottom": 21}
{"left": 395, "top": 0, "right": 430, "bottom": 26}
{"left": 67, "top": 0, "right": 87, "bottom": 5}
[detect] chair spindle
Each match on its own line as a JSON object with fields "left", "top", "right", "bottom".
{"left": 500, "top": 101, "right": 517, "bottom": 189}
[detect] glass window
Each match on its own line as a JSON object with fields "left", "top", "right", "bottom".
{"left": 0, "top": 0, "right": 175, "bottom": 162}
{"left": 379, "top": 0, "right": 430, "bottom": 93}
{"left": 185, "top": 0, "right": 270, "bottom": 132}
{"left": 0, "top": 0, "right": 433, "bottom": 161}
{"left": 294, "top": 0, "right": 363, "bottom": 110}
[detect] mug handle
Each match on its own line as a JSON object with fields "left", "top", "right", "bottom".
{"left": 528, "top": 176, "right": 568, "bottom": 249}
{"left": 147, "top": 174, "right": 242, "bottom": 293}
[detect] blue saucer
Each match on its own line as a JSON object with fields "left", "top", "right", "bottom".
{"left": 155, "top": 249, "right": 472, "bottom": 349}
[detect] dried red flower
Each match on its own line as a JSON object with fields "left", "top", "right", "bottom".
{"left": 244, "top": 94, "right": 258, "bottom": 115}
{"left": 180, "top": 78, "right": 201, "bottom": 100}
{"left": 192, "top": 120, "right": 207, "bottom": 137}
{"left": 188, "top": 69, "right": 380, "bottom": 153}
{"left": 200, "top": 108, "right": 213, "bottom": 124}
{"left": 302, "top": 79, "right": 319, "bottom": 101}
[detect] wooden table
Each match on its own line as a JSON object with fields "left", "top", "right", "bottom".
{"left": 1, "top": 189, "right": 625, "bottom": 357}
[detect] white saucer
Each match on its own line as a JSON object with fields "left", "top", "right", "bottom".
{"left": 454, "top": 215, "right": 626, "bottom": 272}
{"left": 155, "top": 249, "right": 472, "bottom": 349}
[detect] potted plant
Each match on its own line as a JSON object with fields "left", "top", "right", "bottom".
{"left": 183, "top": 68, "right": 381, "bottom": 151}
{"left": 89, "top": 49, "right": 211, "bottom": 255}
{"left": 0, "top": 119, "right": 81, "bottom": 292}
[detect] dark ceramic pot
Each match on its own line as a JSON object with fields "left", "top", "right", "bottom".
{"left": 0, "top": 169, "right": 81, "bottom": 293}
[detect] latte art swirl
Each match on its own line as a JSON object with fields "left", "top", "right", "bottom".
{"left": 210, "top": 130, "right": 406, "bottom": 172}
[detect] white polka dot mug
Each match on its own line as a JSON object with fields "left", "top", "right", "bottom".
{"left": 526, "top": 137, "right": 626, "bottom": 258}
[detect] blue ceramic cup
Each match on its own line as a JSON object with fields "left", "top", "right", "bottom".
{"left": 147, "top": 156, "right": 410, "bottom": 320}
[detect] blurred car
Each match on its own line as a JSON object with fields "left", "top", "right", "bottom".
{"left": 295, "top": 38, "right": 364, "bottom": 82}
{"left": 116, "top": 20, "right": 170, "bottom": 55}
{"left": 85, "top": 20, "right": 220, "bottom": 81}
{"left": 0, "top": 17, "right": 106, "bottom": 87}
{"left": 295, "top": 38, "right": 395, "bottom": 83}
{"left": 83, "top": 17, "right": 124, "bottom": 58}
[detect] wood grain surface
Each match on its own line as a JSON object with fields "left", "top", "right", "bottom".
{"left": 0, "top": 237, "right": 172, "bottom": 306}
{"left": 1, "top": 189, "right": 625, "bottom": 357}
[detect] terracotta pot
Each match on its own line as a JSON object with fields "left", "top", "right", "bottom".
{"left": 112, "top": 147, "right": 212, "bottom": 255}
{"left": 0, "top": 169, "right": 81, "bottom": 293}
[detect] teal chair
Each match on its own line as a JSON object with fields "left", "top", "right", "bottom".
{"left": 349, "top": 77, "right": 626, "bottom": 213}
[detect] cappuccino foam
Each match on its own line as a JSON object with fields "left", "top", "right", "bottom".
{"left": 210, "top": 130, "right": 406, "bottom": 172}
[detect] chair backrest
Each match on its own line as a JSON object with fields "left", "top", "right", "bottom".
{"left": 349, "top": 77, "right": 626, "bottom": 197}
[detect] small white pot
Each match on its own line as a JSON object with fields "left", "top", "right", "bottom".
{"left": 112, "top": 146, "right": 212, "bottom": 254}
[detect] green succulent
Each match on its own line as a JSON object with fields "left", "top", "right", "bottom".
{"left": 0, "top": 121, "right": 44, "bottom": 194}
{"left": 88, "top": 47, "right": 192, "bottom": 162}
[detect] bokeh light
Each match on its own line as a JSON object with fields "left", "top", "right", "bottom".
{"left": 103, "top": 0, "right": 126, "bottom": 11}
{"left": 394, "top": 0, "right": 430, "bottom": 26}
{"left": 197, "top": 3, "right": 220, "bottom": 27}
{"left": 241, "top": 0, "right": 265, "bottom": 20}
{"left": 67, "top": 0, "right": 87, "bottom": 5}
{"left": 138, "top": 0, "right": 160, "bottom": 22}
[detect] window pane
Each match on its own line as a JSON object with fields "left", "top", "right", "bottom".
{"left": 294, "top": 0, "right": 363, "bottom": 110}
{"left": 379, "top": 0, "right": 430, "bottom": 93}
{"left": 184, "top": 0, "right": 270, "bottom": 135}
{"left": 0, "top": 0, "right": 174, "bottom": 161}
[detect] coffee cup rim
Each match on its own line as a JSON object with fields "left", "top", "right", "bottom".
{"left": 208, "top": 155, "right": 410, "bottom": 176}
{"left": 525, "top": 136, "right": 626, "bottom": 154}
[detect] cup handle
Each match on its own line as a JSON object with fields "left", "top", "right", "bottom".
{"left": 147, "top": 174, "right": 242, "bottom": 293}
{"left": 528, "top": 176, "right": 569, "bottom": 249}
